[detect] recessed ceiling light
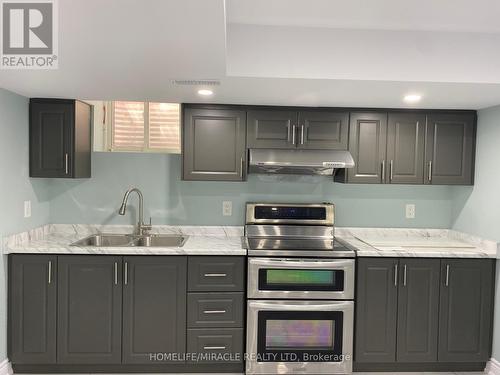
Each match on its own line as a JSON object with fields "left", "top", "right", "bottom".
{"left": 198, "top": 89, "right": 213, "bottom": 96}
{"left": 403, "top": 94, "right": 422, "bottom": 103}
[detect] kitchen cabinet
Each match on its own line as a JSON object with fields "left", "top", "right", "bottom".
{"left": 343, "top": 112, "right": 388, "bottom": 184}
{"left": 425, "top": 112, "right": 476, "bottom": 185}
{"left": 387, "top": 112, "right": 426, "bottom": 184}
{"left": 9, "top": 255, "right": 57, "bottom": 364}
{"left": 355, "top": 257, "right": 494, "bottom": 369}
{"left": 247, "top": 109, "right": 349, "bottom": 150}
{"left": 30, "top": 98, "right": 91, "bottom": 178}
{"left": 438, "top": 259, "right": 494, "bottom": 362}
{"left": 122, "top": 256, "right": 187, "bottom": 364}
{"left": 183, "top": 107, "right": 247, "bottom": 181}
{"left": 57, "top": 256, "right": 122, "bottom": 364}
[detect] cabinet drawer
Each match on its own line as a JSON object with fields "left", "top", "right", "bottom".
{"left": 187, "top": 328, "right": 244, "bottom": 363}
{"left": 187, "top": 292, "right": 244, "bottom": 328}
{"left": 188, "top": 256, "right": 245, "bottom": 292}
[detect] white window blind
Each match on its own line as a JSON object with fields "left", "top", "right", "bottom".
{"left": 111, "top": 101, "right": 180, "bottom": 153}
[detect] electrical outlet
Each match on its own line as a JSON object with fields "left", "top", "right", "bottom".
{"left": 405, "top": 203, "right": 416, "bottom": 219}
{"left": 222, "top": 201, "right": 232, "bottom": 216}
{"left": 24, "top": 200, "right": 31, "bottom": 218}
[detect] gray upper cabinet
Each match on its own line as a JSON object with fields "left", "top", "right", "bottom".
{"left": 183, "top": 107, "right": 247, "bottom": 181}
{"left": 425, "top": 112, "right": 476, "bottom": 185}
{"left": 30, "top": 99, "right": 91, "bottom": 178}
{"left": 346, "top": 112, "right": 388, "bottom": 184}
{"left": 57, "top": 256, "right": 122, "bottom": 364}
{"left": 246, "top": 109, "right": 296, "bottom": 149}
{"left": 355, "top": 258, "right": 398, "bottom": 363}
{"left": 9, "top": 255, "right": 57, "bottom": 364}
{"left": 438, "top": 259, "right": 494, "bottom": 362}
{"left": 396, "top": 259, "right": 440, "bottom": 362}
{"left": 387, "top": 113, "right": 426, "bottom": 184}
{"left": 122, "top": 256, "right": 187, "bottom": 364}
{"left": 297, "top": 111, "right": 349, "bottom": 150}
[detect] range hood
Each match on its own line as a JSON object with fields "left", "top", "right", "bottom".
{"left": 248, "top": 149, "right": 355, "bottom": 176}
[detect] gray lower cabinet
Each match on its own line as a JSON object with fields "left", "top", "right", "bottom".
{"left": 387, "top": 113, "right": 426, "bottom": 184}
{"left": 188, "top": 256, "right": 245, "bottom": 292}
{"left": 57, "top": 256, "right": 122, "bottom": 364}
{"left": 345, "top": 112, "right": 388, "bottom": 183}
{"left": 355, "top": 258, "right": 398, "bottom": 362}
{"left": 356, "top": 257, "right": 495, "bottom": 368}
{"left": 187, "top": 328, "right": 244, "bottom": 363}
{"left": 9, "top": 255, "right": 57, "bottom": 364}
{"left": 122, "top": 256, "right": 187, "bottom": 364}
{"left": 425, "top": 113, "right": 476, "bottom": 185}
{"left": 438, "top": 259, "right": 494, "bottom": 362}
{"left": 183, "top": 107, "right": 247, "bottom": 181}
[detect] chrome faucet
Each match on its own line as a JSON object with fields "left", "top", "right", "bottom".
{"left": 118, "top": 188, "right": 152, "bottom": 236}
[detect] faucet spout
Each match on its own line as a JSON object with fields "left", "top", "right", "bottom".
{"left": 119, "top": 188, "right": 151, "bottom": 235}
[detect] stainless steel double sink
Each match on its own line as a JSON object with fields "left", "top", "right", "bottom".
{"left": 71, "top": 234, "right": 188, "bottom": 248}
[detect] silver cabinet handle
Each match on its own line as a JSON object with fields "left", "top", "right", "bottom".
{"left": 390, "top": 160, "right": 394, "bottom": 181}
{"left": 48, "top": 261, "right": 52, "bottom": 284}
{"left": 428, "top": 161, "right": 433, "bottom": 182}
{"left": 403, "top": 264, "right": 407, "bottom": 286}
{"left": 64, "top": 153, "right": 69, "bottom": 174}
{"left": 204, "top": 273, "right": 226, "bottom": 277}
{"left": 124, "top": 261, "right": 128, "bottom": 285}
{"left": 445, "top": 264, "right": 450, "bottom": 287}
{"left": 240, "top": 156, "right": 244, "bottom": 178}
{"left": 114, "top": 262, "right": 118, "bottom": 285}
{"left": 394, "top": 264, "right": 398, "bottom": 286}
{"left": 292, "top": 125, "right": 297, "bottom": 145}
{"left": 203, "top": 346, "right": 226, "bottom": 350}
{"left": 300, "top": 125, "right": 305, "bottom": 145}
{"left": 381, "top": 160, "right": 386, "bottom": 183}
{"left": 203, "top": 310, "right": 226, "bottom": 314}
{"left": 287, "top": 123, "right": 291, "bottom": 142}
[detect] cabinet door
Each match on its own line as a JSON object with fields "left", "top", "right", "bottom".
{"left": 425, "top": 113, "right": 476, "bottom": 185}
{"left": 247, "top": 109, "right": 297, "bottom": 149}
{"left": 438, "top": 259, "right": 494, "bottom": 362}
{"left": 122, "top": 256, "right": 187, "bottom": 364}
{"left": 30, "top": 100, "right": 74, "bottom": 178}
{"left": 347, "top": 112, "right": 388, "bottom": 183}
{"left": 355, "top": 258, "right": 398, "bottom": 363}
{"left": 297, "top": 111, "right": 349, "bottom": 150}
{"left": 57, "top": 256, "right": 122, "bottom": 364}
{"left": 387, "top": 113, "right": 426, "bottom": 184}
{"left": 183, "top": 108, "right": 247, "bottom": 181}
{"left": 9, "top": 255, "right": 57, "bottom": 364}
{"left": 397, "top": 259, "right": 440, "bottom": 362}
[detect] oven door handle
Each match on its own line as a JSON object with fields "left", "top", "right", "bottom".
{"left": 248, "top": 257, "right": 354, "bottom": 268}
{"left": 248, "top": 300, "right": 354, "bottom": 311}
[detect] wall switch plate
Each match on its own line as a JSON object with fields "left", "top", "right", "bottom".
{"left": 24, "top": 200, "right": 31, "bottom": 218}
{"left": 405, "top": 203, "right": 416, "bottom": 219}
{"left": 222, "top": 201, "right": 232, "bottom": 216}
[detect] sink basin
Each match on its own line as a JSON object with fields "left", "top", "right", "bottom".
{"left": 71, "top": 234, "right": 188, "bottom": 248}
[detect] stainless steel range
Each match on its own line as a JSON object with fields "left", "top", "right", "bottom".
{"left": 244, "top": 203, "right": 355, "bottom": 374}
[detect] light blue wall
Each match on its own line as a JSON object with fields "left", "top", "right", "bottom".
{"left": 0, "top": 89, "right": 51, "bottom": 361}
{"left": 452, "top": 105, "right": 500, "bottom": 361}
{"left": 47, "top": 152, "right": 455, "bottom": 228}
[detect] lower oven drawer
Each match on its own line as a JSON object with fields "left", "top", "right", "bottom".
{"left": 248, "top": 257, "right": 355, "bottom": 299}
{"left": 187, "top": 328, "right": 244, "bottom": 363}
{"left": 187, "top": 292, "right": 244, "bottom": 328}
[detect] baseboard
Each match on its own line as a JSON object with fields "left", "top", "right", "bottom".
{"left": 0, "top": 359, "right": 13, "bottom": 375}
{"left": 486, "top": 358, "right": 500, "bottom": 375}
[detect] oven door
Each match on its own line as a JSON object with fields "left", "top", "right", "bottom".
{"left": 246, "top": 300, "right": 353, "bottom": 374}
{"left": 248, "top": 258, "right": 354, "bottom": 300}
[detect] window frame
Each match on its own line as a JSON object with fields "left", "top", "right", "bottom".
{"left": 108, "top": 101, "right": 181, "bottom": 154}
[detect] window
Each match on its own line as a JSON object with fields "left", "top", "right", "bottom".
{"left": 110, "top": 101, "right": 180, "bottom": 153}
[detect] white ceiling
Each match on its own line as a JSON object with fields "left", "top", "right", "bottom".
{"left": 2, "top": 0, "right": 500, "bottom": 109}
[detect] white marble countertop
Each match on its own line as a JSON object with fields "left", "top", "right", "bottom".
{"left": 336, "top": 227, "right": 498, "bottom": 259}
{"left": 3, "top": 224, "right": 246, "bottom": 256}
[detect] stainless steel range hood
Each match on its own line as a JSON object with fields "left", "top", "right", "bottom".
{"left": 248, "top": 149, "right": 355, "bottom": 176}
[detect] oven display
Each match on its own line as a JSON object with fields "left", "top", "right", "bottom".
{"left": 259, "top": 269, "right": 344, "bottom": 291}
{"left": 254, "top": 206, "right": 326, "bottom": 221}
{"left": 266, "top": 320, "right": 334, "bottom": 348}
